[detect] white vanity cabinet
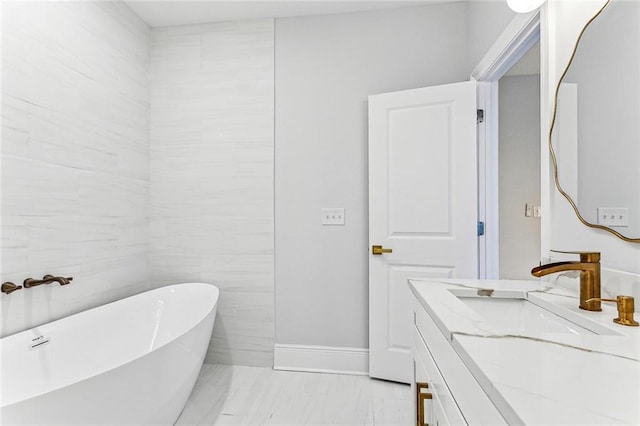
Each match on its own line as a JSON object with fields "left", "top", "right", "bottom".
{"left": 411, "top": 297, "right": 507, "bottom": 426}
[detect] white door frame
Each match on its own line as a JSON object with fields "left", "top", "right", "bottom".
{"left": 470, "top": 9, "right": 546, "bottom": 278}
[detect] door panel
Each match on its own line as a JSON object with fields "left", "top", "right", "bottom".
{"left": 387, "top": 265, "right": 453, "bottom": 349}
{"left": 389, "top": 104, "right": 452, "bottom": 234}
{"left": 369, "top": 81, "right": 478, "bottom": 383}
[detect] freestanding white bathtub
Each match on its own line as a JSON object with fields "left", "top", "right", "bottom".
{"left": 0, "top": 282, "right": 219, "bottom": 425}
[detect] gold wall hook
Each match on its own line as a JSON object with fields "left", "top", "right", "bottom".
{"left": 585, "top": 295, "right": 639, "bottom": 327}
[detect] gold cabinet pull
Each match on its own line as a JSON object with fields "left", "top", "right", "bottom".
{"left": 416, "top": 382, "right": 432, "bottom": 426}
{"left": 372, "top": 245, "right": 393, "bottom": 255}
{"left": 585, "top": 295, "right": 639, "bottom": 326}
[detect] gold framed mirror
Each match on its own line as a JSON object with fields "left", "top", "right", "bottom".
{"left": 549, "top": 0, "right": 640, "bottom": 243}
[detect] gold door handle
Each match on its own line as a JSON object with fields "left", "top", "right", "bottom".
{"left": 416, "top": 382, "right": 432, "bottom": 426}
{"left": 372, "top": 245, "right": 393, "bottom": 255}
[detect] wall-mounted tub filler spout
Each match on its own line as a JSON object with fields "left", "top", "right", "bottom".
{"left": 23, "top": 274, "right": 74, "bottom": 289}
{"left": 531, "top": 251, "right": 601, "bottom": 311}
{"left": 1, "top": 282, "right": 23, "bottom": 294}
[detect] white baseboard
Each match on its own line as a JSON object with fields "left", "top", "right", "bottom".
{"left": 274, "top": 344, "right": 369, "bottom": 376}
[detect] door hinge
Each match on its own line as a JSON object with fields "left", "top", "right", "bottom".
{"left": 477, "top": 109, "right": 484, "bottom": 123}
{"left": 477, "top": 221, "right": 485, "bottom": 236}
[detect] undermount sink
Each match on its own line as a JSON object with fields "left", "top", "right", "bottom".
{"left": 450, "top": 289, "right": 622, "bottom": 336}
{"left": 458, "top": 297, "right": 596, "bottom": 335}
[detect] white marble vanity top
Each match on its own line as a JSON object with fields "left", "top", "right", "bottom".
{"left": 409, "top": 279, "right": 640, "bottom": 425}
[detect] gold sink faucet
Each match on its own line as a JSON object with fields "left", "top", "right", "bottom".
{"left": 531, "top": 251, "right": 601, "bottom": 311}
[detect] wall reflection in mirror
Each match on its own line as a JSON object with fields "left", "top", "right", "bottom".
{"left": 552, "top": 0, "right": 640, "bottom": 242}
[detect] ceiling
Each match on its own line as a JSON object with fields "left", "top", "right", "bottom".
{"left": 124, "top": 0, "right": 455, "bottom": 27}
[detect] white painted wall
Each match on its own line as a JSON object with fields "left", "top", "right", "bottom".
{"left": 466, "top": 1, "right": 516, "bottom": 72}
{"left": 1, "top": 1, "right": 150, "bottom": 337}
{"left": 149, "top": 20, "right": 275, "bottom": 366}
{"left": 545, "top": 0, "right": 640, "bottom": 303}
{"left": 274, "top": 3, "right": 470, "bottom": 349}
{"left": 499, "top": 75, "right": 541, "bottom": 279}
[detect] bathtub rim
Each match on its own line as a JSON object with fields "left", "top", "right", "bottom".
{"left": 1, "top": 282, "right": 218, "bottom": 340}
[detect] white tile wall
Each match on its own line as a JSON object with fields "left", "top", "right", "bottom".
{"left": 149, "top": 20, "right": 275, "bottom": 367}
{"left": 1, "top": 1, "right": 150, "bottom": 337}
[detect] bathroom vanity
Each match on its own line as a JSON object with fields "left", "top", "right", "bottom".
{"left": 410, "top": 279, "right": 640, "bottom": 425}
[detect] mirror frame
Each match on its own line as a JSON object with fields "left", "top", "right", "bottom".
{"left": 548, "top": 0, "right": 640, "bottom": 243}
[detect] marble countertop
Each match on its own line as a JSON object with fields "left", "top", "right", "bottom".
{"left": 409, "top": 279, "right": 640, "bottom": 425}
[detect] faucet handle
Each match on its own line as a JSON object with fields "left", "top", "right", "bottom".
{"left": 586, "top": 295, "right": 639, "bottom": 327}
{"left": 551, "top": 250, "right": 600, "bottom": 263}
{"left": 1, "top": 282, "right": 23, "bottom": 295}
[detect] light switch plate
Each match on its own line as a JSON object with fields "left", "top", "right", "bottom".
{"left": 533, "top": 205, "right": 542, "bottom": 218}
{"left": 322, "top": 208, "right": 345, "bottom": 226}
{"left": 597, "top": 207, "right": 629, "bottom": 227}
{"left": 525, "top": 203, "right": 541, "bottom": 218}
{"left": 525, "top": 203, "right": 533, "bottom": 217}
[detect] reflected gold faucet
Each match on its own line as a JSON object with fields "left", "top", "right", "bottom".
{"left": 531, "top": 251, "right": 601, "bottom": 311}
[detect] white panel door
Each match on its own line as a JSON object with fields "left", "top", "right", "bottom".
{"left": 368, "top": 81, "right": 478, "bottom": 383}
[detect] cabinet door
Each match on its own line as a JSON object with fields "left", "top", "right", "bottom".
{"left": 412, "top": 328, "right": 467, "bottom": 425}
{"left": 431, "top": 398, "right": 451, "bottom": 426}
{"left": 413, "top": 351, "right": 457, "bottom": 426}
{"left": 412, "top": 298, "right": 506, "bottom": 425}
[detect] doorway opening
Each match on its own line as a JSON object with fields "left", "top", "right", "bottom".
{"left": 498, "top": 41, "right": 541, "bottom": 279}
{"left": 472, "top": 11, "right": 541, "bottom": 279}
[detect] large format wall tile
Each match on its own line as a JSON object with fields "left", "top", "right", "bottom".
{"left": 150, "top": 20, "right": 274, "bottom": 367}
{"left": 1, "top": 1, "right": 150, "bottom": 337}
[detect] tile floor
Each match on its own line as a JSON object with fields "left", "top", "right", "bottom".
{"left": 176, "top": 365, "right": 412, "bottom": 425}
